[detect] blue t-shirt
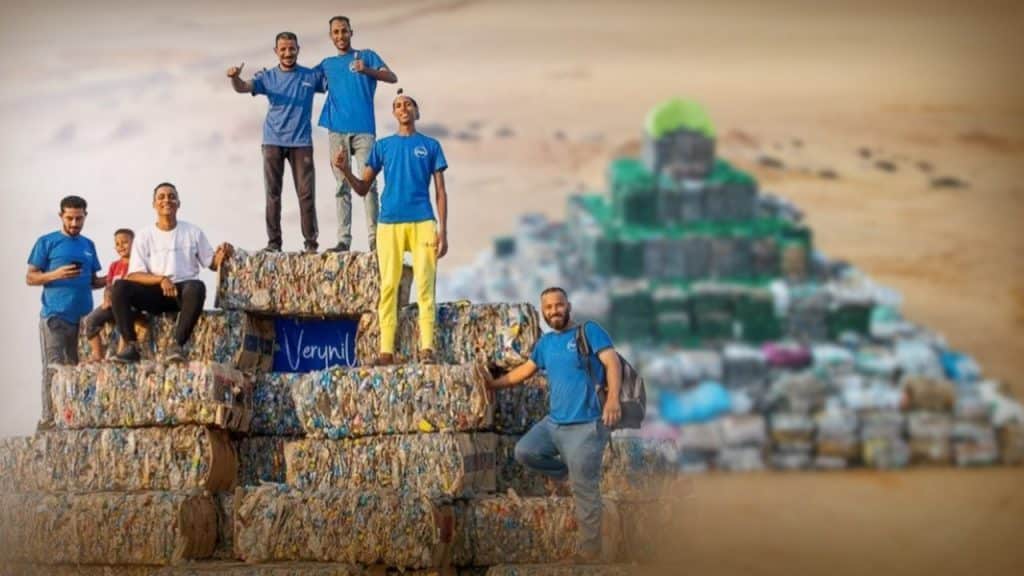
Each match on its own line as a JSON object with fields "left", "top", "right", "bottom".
{"left": 317, "top": 50, "right": 388, "bottom": 135}
{"left": 251, "top": 65, "right": 327, "bottom": 147}
{"left": 530, "top": 322, "right": 613, "bottom": 424}
{"left": 368, "top": 133, "right": 448, "bottom": 224}
{"left": 27, "top": 231, "right": 102, "bottom": 324}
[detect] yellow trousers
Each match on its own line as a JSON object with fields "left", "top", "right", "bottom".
{"left": 377, "top": 220, "right": 437, "bottom": 354}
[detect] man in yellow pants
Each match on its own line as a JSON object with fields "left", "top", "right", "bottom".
{"left": 333, "top": 90, "right": 448, "bottom": 364}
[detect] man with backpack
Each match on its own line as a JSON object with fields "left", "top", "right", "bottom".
{"left": 484, "top": 286, "right": 623, "bottom": 563}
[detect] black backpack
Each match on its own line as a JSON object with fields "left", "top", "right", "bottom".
{"left": 575, "top": 321, "right": 647, "bottom": 429}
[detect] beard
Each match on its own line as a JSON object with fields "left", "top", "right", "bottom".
{"left": 544, "top": 310, "right": 571, "bottom": 331}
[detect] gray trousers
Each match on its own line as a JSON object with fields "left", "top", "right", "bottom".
{"left": 329, "top": 131, "right": 379, "bottom": 250}
{"left": 39, "top": 316, "right": 79, "bottom": 424}
{"left": 515, "top": 416, "right": 610, "bottom": 555}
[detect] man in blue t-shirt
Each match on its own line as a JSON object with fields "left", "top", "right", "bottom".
{"left": 26, "top": 195, "right": 104, "bottom": 429}
{"left": 318, "top": 15, "right": 398, "bottom": 253}
{"left": 228, "top": 31, "right": 326, "bottom": 253}
{"left": 485, "top": 287, "right": 623, "bottom": 562}
{"left": 332, "top": 91, "right": 447, "bottom": 366}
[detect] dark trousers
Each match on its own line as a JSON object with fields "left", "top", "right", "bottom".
{"left": 111, "top": 280, "right": 206, "bottom": 346}
{"left": 264, "top": 144, "right": 318, "bottom": 251}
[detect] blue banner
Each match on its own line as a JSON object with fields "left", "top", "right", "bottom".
{"left": 273, "top": 317, "right": 360, "bottom": 373}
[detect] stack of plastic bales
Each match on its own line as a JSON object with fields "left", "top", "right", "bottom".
{"left": 0, "top": 311, "right": 258, "bottom": 572}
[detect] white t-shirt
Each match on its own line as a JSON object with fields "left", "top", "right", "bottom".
{"left": 128, "top": 220, "right": 215, "bottom": 283}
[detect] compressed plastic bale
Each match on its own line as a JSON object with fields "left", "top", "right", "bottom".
{"left": 814, "top": 456, "right": 851, "bottom": 470}
{"left": 0, "top": 426, "right": 236, "bottom": 493}
{"left": 0, "top": 492, "right": 216, "bottom": 565}
{"left": 601, "top": 435, "right": 676, "bottom": 497}
{"left": 292, "top": 363, "right": 491, "bottom": 439}
{"left": 154, "top": 562, "right": 367, "bottom": 575}
{"left": 770, "top": 413, "right": 815, "bottom": 444}
{"left": 954, "top": 392, "right": 991, "bottom": 422}
{"left": 495, "top": 434, "right": 547, "bottom": 497}
{"left": 722, "top": 345, "right": 766, "bottom": 389}
{"left": 861, "top": 411, "right": 906, "bottom": 440}
{"left": 78, "top": 311, "right": 273, "bottom": 372}
{"left": 908, "top": 412, "right": 953, "bottom": 440}
{"left": 51, "top": 362, "right": 253, "bottom": 431}
{"left": 484, "top": 566, "right": 640, "bottom": 576}
{"left": 284, "top": 433, "right": 497, "bottom": 498}
{"left": 717, "top": 446, "right": 765, "bottom": 472}
{"left": 677, "top": 421, "right": 723, "bottom": 452}
{"left": 233, "top": 486, "right": 454, "bottom": 568}
{"left": 0, "top": 567, "right": 158, "bottom": 576}
{"left": 766, "top": 372, "right": 827, "bottom": 414}
{"left": 250, "top": 373, "right": 305, "bottom": 436}
{"left": 770, "top": 450, "right": 812, "bottom": 470}
{"left": 762, "top": 342, "right": 812, "bottom": 370}
{"left": 237, "top": 436, "right": 289, "bottom": 485}
{"left": 862, "top": 437, "right": 910, "bottom": 469}
{"left": 855, "top": 347, "right": 901, "bottom": 380}
{"left": 815, "top": 409, "right": 859, "bottom": 460}
{"left": 493, "top": 374, "right": 549, "bottom": 434}
{"left": 212, "top": 493, "right": 236, "bottom": 560}
{"left": 902, "top": 376, "right": 956, "bottom": 412}
{"left": 952, "top": 421, "right": 999, "bottom": 467}
{"left": 811, "top": 344, "right": 855, "bottom": 374}
{"left": 719, "top": 414, "right": 767, "bottom": 447}
{"left": 909, "top": 438, "right": 952, "bottom": 466}
{"left": 391, "top": 302, "right": 541, "bottom": 370}
{"left": 998, "top": 424, "right": 1024, "bottom": 466}
{"left": 216, "top": 249, "right": 412, "bottom": 316}
{"left": 454, "top": 496, "right": 578, "bottom": 565}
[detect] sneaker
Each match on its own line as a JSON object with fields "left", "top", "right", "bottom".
{"left": 418, "top": 349, "right": 437, "bottom": 365}
{"left": 303, "top": 245, "right": 319, "bottom": 255}
{"left": 327, "top": 242, "right": 350, "bottom": 253}
{"left": 262, "top": 244, "right": 282, "bottom": 253}
{"left": 166, "top": 342, "right": 186, "bottom": 363}
{"left": 112, "top": 343, "right": 141, "bottom": 364}
{"left": 375, "top": 353, "right": 395, "bottom": 366}
{"left": 36, "top": 417, "right": 55, "bottom": 432}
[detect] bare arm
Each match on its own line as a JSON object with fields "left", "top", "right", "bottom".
{"left": 125, "top": 272, "right": 167, "bottom": 286}
{"left": 598, "top": 348, "right": 623, "bottom": 426}
{"left": 227, "top": 63, "right": 252, "bottom": 93}
{"left": 333, "top": 150, "right": 378, "bottom": 197}
{"left": 26, "top": 264, "right": 78, "bottom": 286}
{"left": 362, "top": 66, "right": 397, "bottom": 83}
{"left": 487, "top": 360, "right": 539, "bottom": 390}
{"left": 210, "top": 243, "right": 235, "bottom": 272}
{"left": 91, "top": 274, "right": 105, "bottom": 289}
{"left": 434, "top": 171, "right": 448, "bottom": 259}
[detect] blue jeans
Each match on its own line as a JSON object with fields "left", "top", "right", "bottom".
{"left": 515, "top": 415, "right": 610, "bottom": 555}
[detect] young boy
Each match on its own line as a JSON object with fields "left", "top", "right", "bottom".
{"left": 84, "top": 228, "right": 133, "bottom": 361}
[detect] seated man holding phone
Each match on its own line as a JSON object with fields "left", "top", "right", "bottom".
{"left": 26, "top": 195, "right": 105, "bottom": 429}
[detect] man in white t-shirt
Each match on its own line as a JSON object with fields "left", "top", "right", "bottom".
{"left": 110, "top": 182, "right": 234, "bottom": 363}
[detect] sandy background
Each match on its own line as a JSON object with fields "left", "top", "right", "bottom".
{"left": 0, "top": 0, "right": 1022, "bottom": 573}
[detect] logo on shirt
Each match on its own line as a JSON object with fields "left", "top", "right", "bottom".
{"left": 414, "top": 145, "right": 428, "bottom": 158}
{"left": 566, "top": 340, "right": 578, "bottom": 352}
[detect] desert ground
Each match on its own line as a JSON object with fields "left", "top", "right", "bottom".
{"left": 1, "top": 0, "right": 1022, "bottom": 574}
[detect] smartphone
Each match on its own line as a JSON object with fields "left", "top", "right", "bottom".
{"left": 68, "top": 260, "right": 83, "bottom": 271}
